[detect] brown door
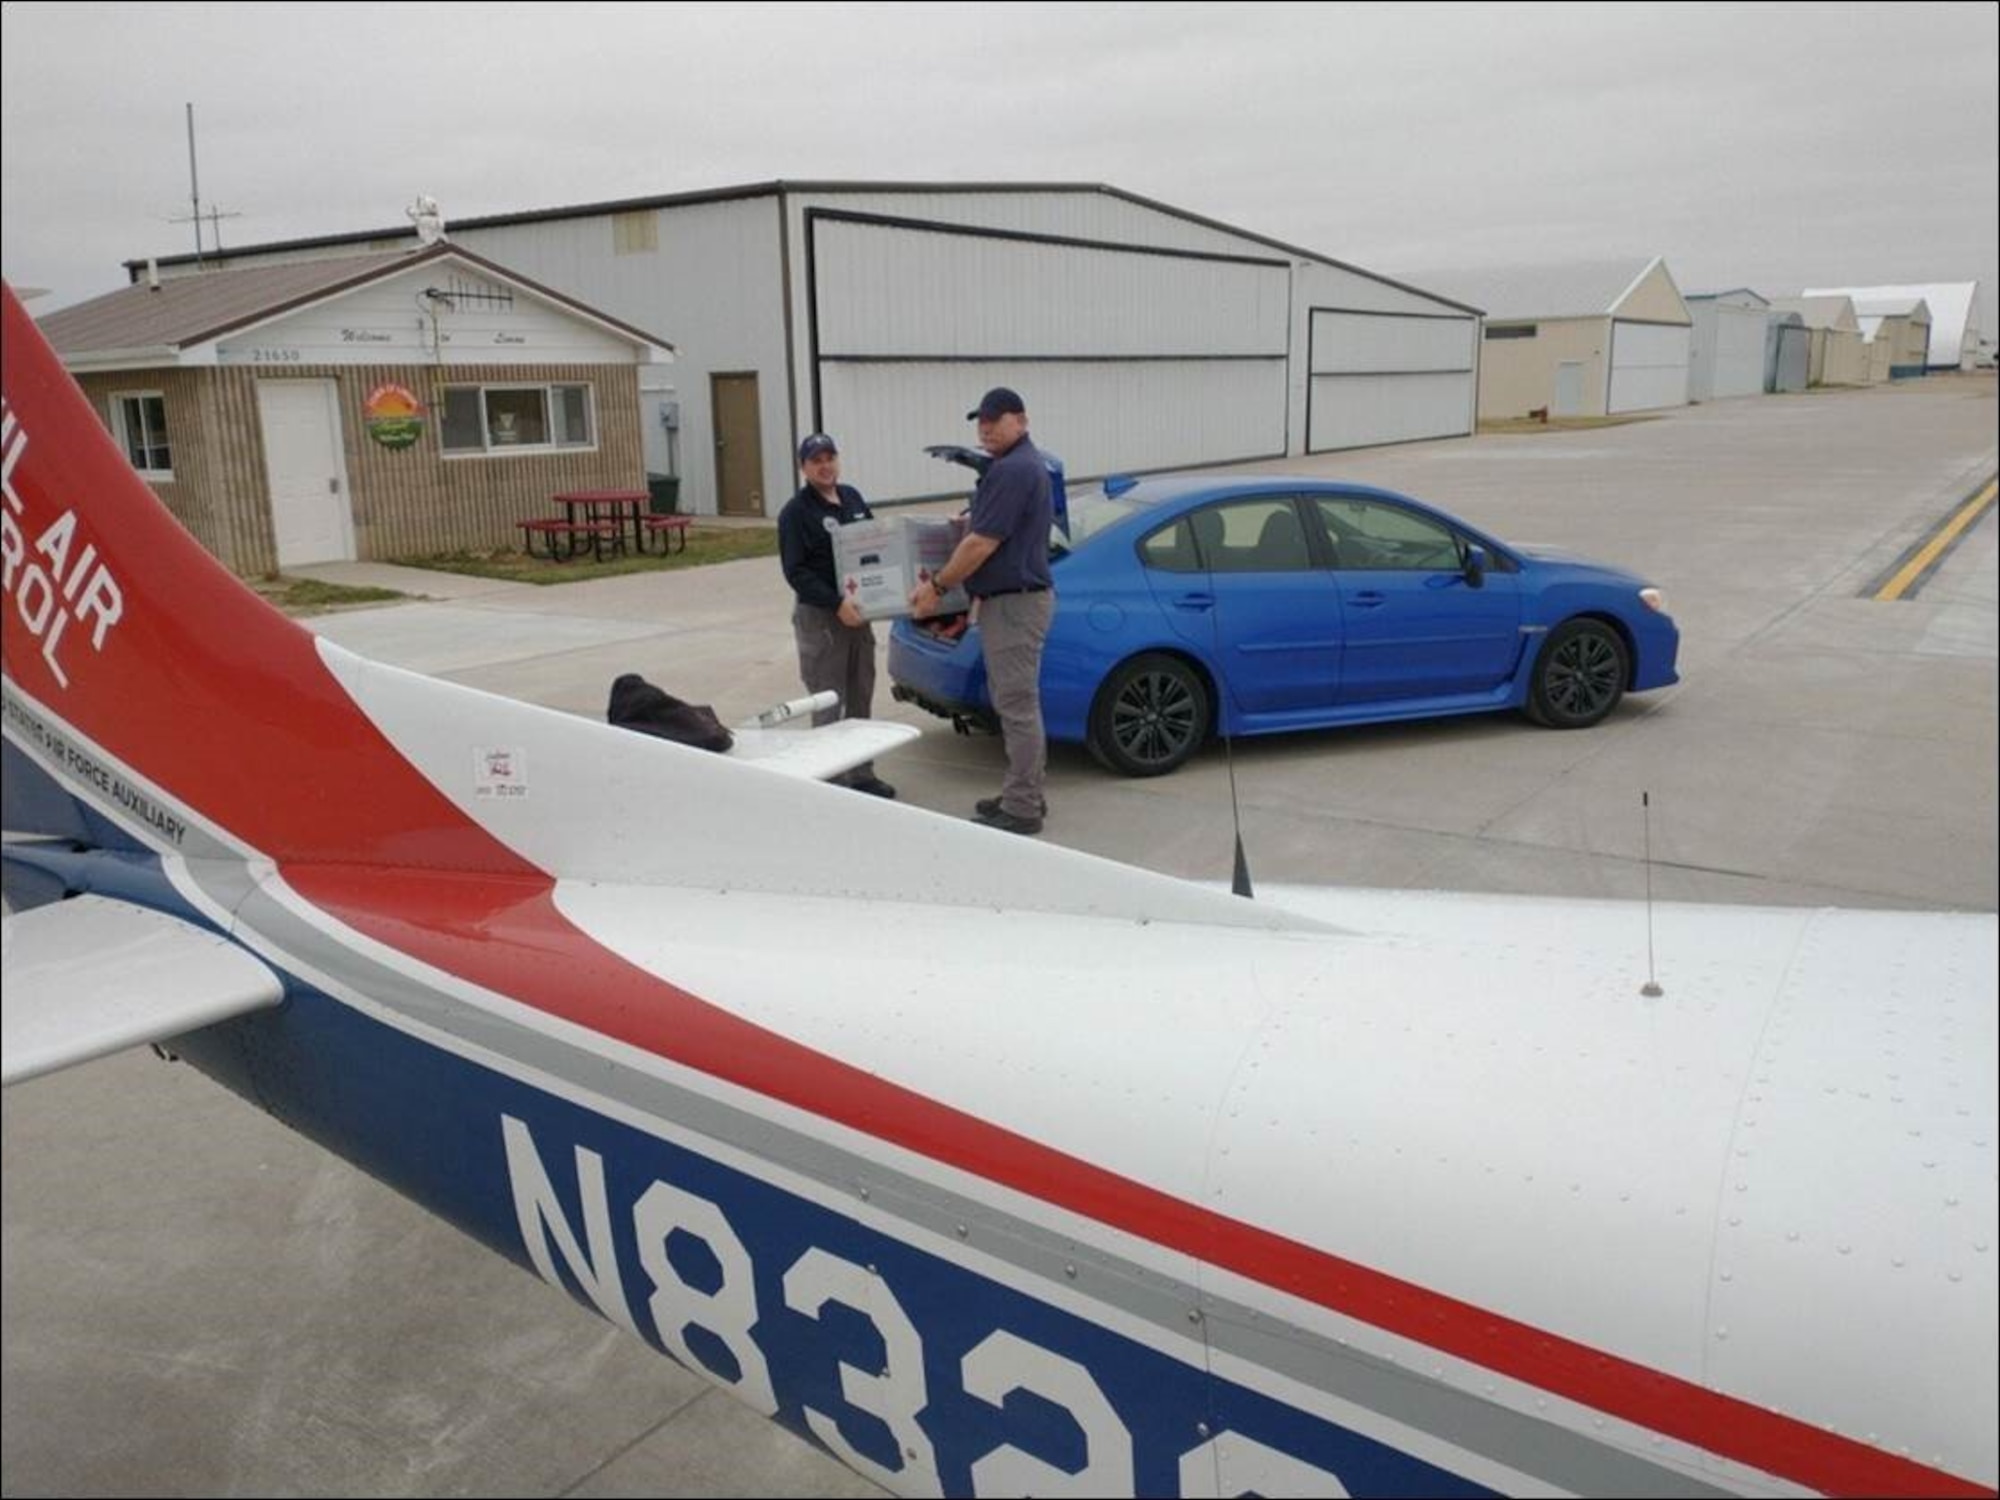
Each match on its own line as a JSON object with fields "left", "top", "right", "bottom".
{"left": 710, "top": 373, "right": 766, "bottom": 517}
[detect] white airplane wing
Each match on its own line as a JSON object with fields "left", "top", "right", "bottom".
{"left": 1, "top": 894, "right": 285, "bottom": 1086}
{"left": 724, "top": 718, "right": 919, "bottom": 781}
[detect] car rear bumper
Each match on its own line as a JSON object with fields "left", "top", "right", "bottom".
{"left": 888, "top": 621, "right": 994, "bottom": 725}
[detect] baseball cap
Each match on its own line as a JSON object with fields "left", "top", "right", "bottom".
{"left": 966, "top": 387, "right": 1026, "bottom": 422}
{"left": 798, "top": 433, "right": 838, "bottom": 462}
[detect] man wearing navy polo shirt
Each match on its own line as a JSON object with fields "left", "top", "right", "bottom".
{"left": 911, "top": 387, "right": 1053, "bottom": 835}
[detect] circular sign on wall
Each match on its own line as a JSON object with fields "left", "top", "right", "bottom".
{"left": 363, "top": 382, "right": 425, "bottom": 449}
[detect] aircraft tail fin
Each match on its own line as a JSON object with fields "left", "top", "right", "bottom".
{"left": 2, "top": 281, "right": 538, "bottom": 876}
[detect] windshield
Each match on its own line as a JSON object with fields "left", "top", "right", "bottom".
{"left": 1053, "top": 489, "right": 1142, "bottom": 556}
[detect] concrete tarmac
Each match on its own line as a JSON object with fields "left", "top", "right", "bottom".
{"left": 4, "top": 374, "right": 1994, "bottom": 1496}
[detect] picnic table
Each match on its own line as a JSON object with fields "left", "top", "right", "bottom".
{"left": 554, "top": 489, "right": 646, "bottom": 553}
{"left": 521, "top": 490, "right": 691, "bottom": 560}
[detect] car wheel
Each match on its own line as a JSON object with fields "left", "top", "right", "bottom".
{"left": 1528, "top": 618, "right": 1629, "bottom": 728}
{"left": 1087, "top": 653, "right": 1211, "bottom": 776}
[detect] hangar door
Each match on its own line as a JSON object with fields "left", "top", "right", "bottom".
{"left": 1307, "top": 309, "right": 1476, "bottom": 452}
{"left": 808, "top": 211, "right": 1290, "bottom": 499}
{"left": 1706, "top": 307, "right": 1768, "bottom": 401}
{"left": 1767, "top": 323, "right": 1810, "bottom": 393}
{"left": 1608, "top": 321, "right": 1691, "bottom": 413}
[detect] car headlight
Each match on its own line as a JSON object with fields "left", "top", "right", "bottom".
{"left": 1638, "top": 587, "right": 1666, "bottom": 613}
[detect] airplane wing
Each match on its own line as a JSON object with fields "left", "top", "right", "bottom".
{"left": 724, "top": 718, "right": 919, "bottom": 781}
{"left": 1, "top": 894, "right": 285, "bottom": 1086}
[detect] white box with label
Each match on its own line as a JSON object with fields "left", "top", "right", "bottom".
{"left": 833, "top": 515, "right": 969, "bottom": 619}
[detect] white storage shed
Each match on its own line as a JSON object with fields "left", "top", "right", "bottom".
{"left": 134, "top": 183, "right": 1479, "bottom": 517}
{"left": 1685, "top": 289, "right": 1771, "bottom": 402}
{"left": 1764, "top": 311, "right": 1811, "bottom": 393}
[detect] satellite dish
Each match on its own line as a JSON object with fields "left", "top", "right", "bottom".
{"left": 405, "top": 194, "right": 446, "bottom": 246}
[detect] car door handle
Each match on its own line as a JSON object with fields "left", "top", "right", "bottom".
{"left": 1348, "top": 591, "right": 1386, "bottom": 609}
{"left": 1173, "top": 593, "right": 1216, "bottom": 612}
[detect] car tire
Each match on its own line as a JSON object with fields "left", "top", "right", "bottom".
{"left": 1527, "top": 618, "right": 1629, "bottom": 729}
{"left": 1087, "top": 653, "right": 1211, "bottom": 776}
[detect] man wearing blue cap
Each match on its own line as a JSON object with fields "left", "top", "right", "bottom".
{"left": 778, "top": 433, "right": 895, "bottom": 798}
{"left": 911, "top": 387, "right": 1052, "bottom": 834}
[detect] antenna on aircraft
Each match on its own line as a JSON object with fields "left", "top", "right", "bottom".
{"left": 1225, "top": 735, "right": 1254, "bottom": 899}
{"left": 1190, "top": 516, "right": 1254, "bottom": 899}
{"left": 1640, "top": 790, "right": 1663, "bottom": 996}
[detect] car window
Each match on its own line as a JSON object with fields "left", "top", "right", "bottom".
{"left": 1058, "top": 489, "right": 1141, "bottom": 555}
{"left": 1313, "top": 497, "right": 1463, "bottom": 571}
{"left": 1141, "top": 498, "right": 1312, "bottom": 574}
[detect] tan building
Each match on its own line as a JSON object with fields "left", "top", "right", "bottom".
{"left": 1418, "top": 258, "right": 1692, "bottom": 420}
{"left": 37, "top": 243, "right": 673, "bottom": 576}
{"left": 1804, "top": 281, "right": 1982, "bottom": 370}
{"left": 1851, "top": 297, "right": 1933, "bottom": 383}
{"left": 1767, "top": 296, "right": 1870, "bottom": 386}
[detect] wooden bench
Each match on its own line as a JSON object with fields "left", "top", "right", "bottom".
{"left": 519, "top": 517, "right": 619, "bottom": 561}
{"left": 641, "top": 514, "right": 692, "bottom": 554}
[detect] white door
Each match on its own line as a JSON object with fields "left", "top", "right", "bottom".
{"left": 1306, "top": 310, "right": 1477, "bottom": 451}
{"left": 1554, "top": 361, "right": 1586, "bottom": 417}
{"left": 258, "top": 380, "right": 353, "bottom": 566}
{"left": 1607, "top": 322, "right": 1692, "bottom": 413}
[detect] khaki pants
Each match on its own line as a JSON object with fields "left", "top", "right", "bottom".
{"left": 978, "top": 589, "right": 1054, "bottom": 817}
{"left": 792, "top": 602, "right": 878, "bottom": 782}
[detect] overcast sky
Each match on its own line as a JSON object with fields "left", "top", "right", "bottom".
{"left": 4, "top": 1, "right": 1995, "bottom": 335}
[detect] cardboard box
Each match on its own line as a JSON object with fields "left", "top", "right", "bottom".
{"left": 834, "top": 515, "right": 970, "bottom": 619}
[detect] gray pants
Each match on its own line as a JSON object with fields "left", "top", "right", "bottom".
{"left": 792, "top": 602, "right": 879, "bottom": 781}
{"left": 978, "top": 589, "right": 1054, "bottom": 817}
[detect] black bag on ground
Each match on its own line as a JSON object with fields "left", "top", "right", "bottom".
{"left": 606, "top": 673, "right": 734, "bottom": 753}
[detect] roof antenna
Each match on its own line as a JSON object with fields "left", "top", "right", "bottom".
{"left": 185, "top": 103, "right": 202, "bottom": 265}
{"left": 1640, "top": 790, "right": 1663, "bottom": 996}
{"left": 168, "top": 104, "right": 240, "bottom": 263}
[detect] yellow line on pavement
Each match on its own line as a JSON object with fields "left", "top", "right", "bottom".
{"left": 1873, "top": 479, "right": 1998, "bottom": 602}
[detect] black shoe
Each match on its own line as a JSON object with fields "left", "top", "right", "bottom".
{"left": 976, "top": 795, "right": 1045, "bottom": 819}
{"left": 849, "top": 775, "right": 897, "bottom": 799}
{"left": 972, "top": 804, "right": 1043, "bottom": 836}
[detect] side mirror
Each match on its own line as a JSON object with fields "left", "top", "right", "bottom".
{"left": 1463, "top": 544, "right": 1488, "bottom": 589}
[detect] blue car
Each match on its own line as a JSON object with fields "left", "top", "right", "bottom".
{"left": 889, "top": 472, "right": 1680, "bottom": 776}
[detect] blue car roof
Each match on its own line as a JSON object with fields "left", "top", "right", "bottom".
{"left": 1073, "top": 472, "right": 1525, "bottom": 567}
{"left": 1105, "top": 474, "right": 1416, "bottom": 508}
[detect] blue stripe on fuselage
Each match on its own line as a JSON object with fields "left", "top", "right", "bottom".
{"left": 173, "top": 978, "right": 1495, "bottom": 1497}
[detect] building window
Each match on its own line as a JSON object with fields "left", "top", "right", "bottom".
{"left": 110, "top": 392, "right": 173, "bottom": 477}
{"left": 1485, "top": 324, "right": 1538, "bottom": 340}
{"left": 441, "top": 384, "right": 596, "bottom": 454}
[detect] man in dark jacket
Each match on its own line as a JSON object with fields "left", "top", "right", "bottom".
{"left": 776, "top": 433, "right": 895, "bottom": 797}
{"left": 910, "top": 388, "right": 1052, "bottom": 834}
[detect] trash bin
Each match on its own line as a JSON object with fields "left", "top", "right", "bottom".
{"left": 646, "top": 473, "right": 681, "bottom": 514}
